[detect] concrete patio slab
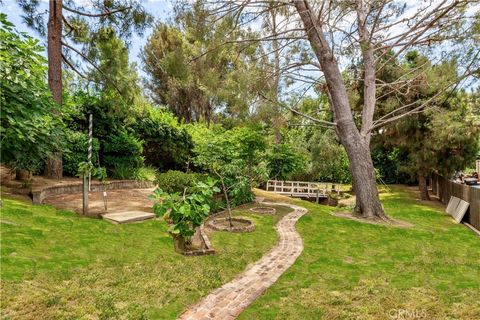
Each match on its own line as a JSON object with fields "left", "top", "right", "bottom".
{"left": 102, "top": 211, "right": 155, "bottom": 224}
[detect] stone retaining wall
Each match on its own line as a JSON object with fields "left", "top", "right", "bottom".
{"left": 32, "top": 180, "right": 154, "bottom": 204}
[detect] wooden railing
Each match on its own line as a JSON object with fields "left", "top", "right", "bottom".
{"left": 266, "top": 180, "right": 341, "bottom": 202}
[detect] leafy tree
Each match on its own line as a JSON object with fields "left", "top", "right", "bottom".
{"left": 88, "top": 29, "right": 142, "bottom": 115}
{"left": 374, "top": 53, "right": 480, "bottom": 199}
{"left": 17, "top": 0, "right": 152, "bottom": 178}
{"left": 309, "top": 131, "right": 351, "bottom": 184}
{"left": 151, "top": 179, "right": 219, "bottom": 252}
{"left": 191, "top": 126, "right": 268, "bottom": 226}
{"left": 0, "top": 15, "right": 62, "bottom": 178}
{"left": 142, "top": 2, "right": 262, "bottom": 122}
{"left": 266, "top": 143, "right": 306, "bottom": 181}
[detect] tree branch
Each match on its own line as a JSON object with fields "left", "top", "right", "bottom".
{"left": 62, "top": 5, "right": 132, "bottom": 18}
{"left": 61, "top": 41, "right": 124, "bottom": 97}
{"left": 260, "top": 92, "right": 336, "bottom": 127}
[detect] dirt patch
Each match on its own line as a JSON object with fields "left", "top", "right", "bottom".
{"left": 331, "top": 211, "right": 413, "bottom": 228}
{"left": 207, "top": 217, "right": 255, "bottom": 232}
{"left": 338, "top": 196, "right": 356, "bottom": 207}
{"left": 42, "top": 188, "right": 155, "bottom": 216}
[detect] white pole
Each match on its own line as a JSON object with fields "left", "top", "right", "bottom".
{"left": 88, "top": 113, "right": 93, "bottom": 191}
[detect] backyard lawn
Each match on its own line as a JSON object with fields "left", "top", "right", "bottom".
{"left": 1, "top": 186, "right": 479, "bottom": 319}
{"left": 241, "top": 187, "right": 480, "bottom": 319}
{"left": 0, "top": 197, "right": 289, "bottom": 319}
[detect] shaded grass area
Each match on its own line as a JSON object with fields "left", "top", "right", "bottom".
{"left": 240, "top": 186, "right": 480, "bottom": 320}
{"left": 0, "top": 198, "right": 290, "bottom": 319}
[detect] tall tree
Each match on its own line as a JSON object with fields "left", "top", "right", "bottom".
{"left": 373, "top": 52, "right": 480, "bottom": 199}
{"left": 18, "top": 0, "right": 152, "bottom": 178}
{"left": 142, "top": 2, "right": 262, "bottom": 122}
{"left": 199, "top": 0, "right": 479, "bottom": 219}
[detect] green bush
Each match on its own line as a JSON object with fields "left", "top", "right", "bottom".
{"left": 110, "top": 163, "right": 136, "bottom": 180}
{"left": 133, "top": 166, "right": 158, "bottom": 182}
{"left": 266, "top": 143, "right": 306, "bottom": 180}
{"left": 132, "top": 111, "right": 194, "bottom": 171}
{"left": 308, "top": 131, "right": 352, "bottom": 184}
{"left": 110, "top": 165, "right": 158, "bottom": 181}
{"left": 63, "top": 130, "right": 100, "bottom": 176}
{"left": 155, "top": 170, "right": 207, "bottom": 194}
{"left": 103, "top": 130, "right": 144, "bottom": 171}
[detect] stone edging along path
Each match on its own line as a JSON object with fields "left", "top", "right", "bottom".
{"left": 179, "top": 201, "right": 308, "bottom": 320}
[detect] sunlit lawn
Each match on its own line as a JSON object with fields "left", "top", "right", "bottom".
{"left": 1, "top": 186, "right": 479, "bottom": 319}
{"left": 0, "top": 196, "right": 289, "bottom": 319}
{"left": 240, "top": 186, "right": 480, "bottom": 319}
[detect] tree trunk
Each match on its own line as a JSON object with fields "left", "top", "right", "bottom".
{"left": 215, "top": 171, "right": 233, "bottom": 228}
{"left": 418, "top": 175, "right": 430, "bottom": 201}
{"left": 221, "top": 180, "right": 233, "bottom": 228}
{"left": 294, "top": 0, "right": 387, "bottom": 220}
{"left": 270, "top": 5, "right": 282, "bottom": 145}
{"left": 344, "top": 137, "right": 386, "bottom": 219}
{"left": 45, "top": 0, "right": 63, "bottom": 179}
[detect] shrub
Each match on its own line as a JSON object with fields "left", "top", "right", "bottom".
{"left": 63, "top": 130, "right": 100, "bottom": 176}
{"left": 155, "top": 170, "right": 207, "bottom": 194}
{"left": 103, "top": 130, "right": 144, "bottom": 171}
{"left": 266, "top": 143, "right": 306, "bottom": 180}
{"left": 191, "top": 126, "right": 267, "bottom": 211}
{"left": 132, "top": 113, "right": 194, "bottom": 171}
{"left": 110, "top": 165, "right": 157, "bottom": 182}
{"left": 309, "top": 131, "right": 352, "bottom": 184}
{"left": 110, "top": 163, "right": 136, "bottom": 180}
{"left": 133, "top": 166, "right": 158, "bottom": 182}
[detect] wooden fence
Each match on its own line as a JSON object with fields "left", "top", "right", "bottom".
{"left": 431, "top": 173, "right": 480, "bottom": 230}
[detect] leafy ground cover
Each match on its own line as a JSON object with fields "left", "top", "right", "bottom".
{"left": 0, "top": 197, "right": 289, "bottom": 319}
{"left": 240, "top": 186, "right": 480, "bottom": 319}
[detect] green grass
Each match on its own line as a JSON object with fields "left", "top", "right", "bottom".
{"left": 240, "top": 186, "right": 480, "bottom": 319}
{"left": 0, "top": 198, "right": 287, "bottom": 319}
{"left": 2, "top": 187, "right": 479, "bottom": 319}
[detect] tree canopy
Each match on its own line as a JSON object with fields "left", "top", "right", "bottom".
{"left": 0, "top": 14, "right": 62, "bottom": 174}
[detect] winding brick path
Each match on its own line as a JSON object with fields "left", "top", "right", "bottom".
{"left": 179, "top": 202, "right": 307, "bottom": 320}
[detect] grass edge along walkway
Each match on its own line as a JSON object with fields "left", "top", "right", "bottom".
{"left": 239, "top": 186, "right": 480, "bottom": 320}
{"left": 179, "top": 202, "right": 307, "bottom": 320}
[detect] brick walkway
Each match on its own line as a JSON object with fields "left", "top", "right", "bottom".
{"left": 179, "top": 202, "right": 307, "bottom": 320}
